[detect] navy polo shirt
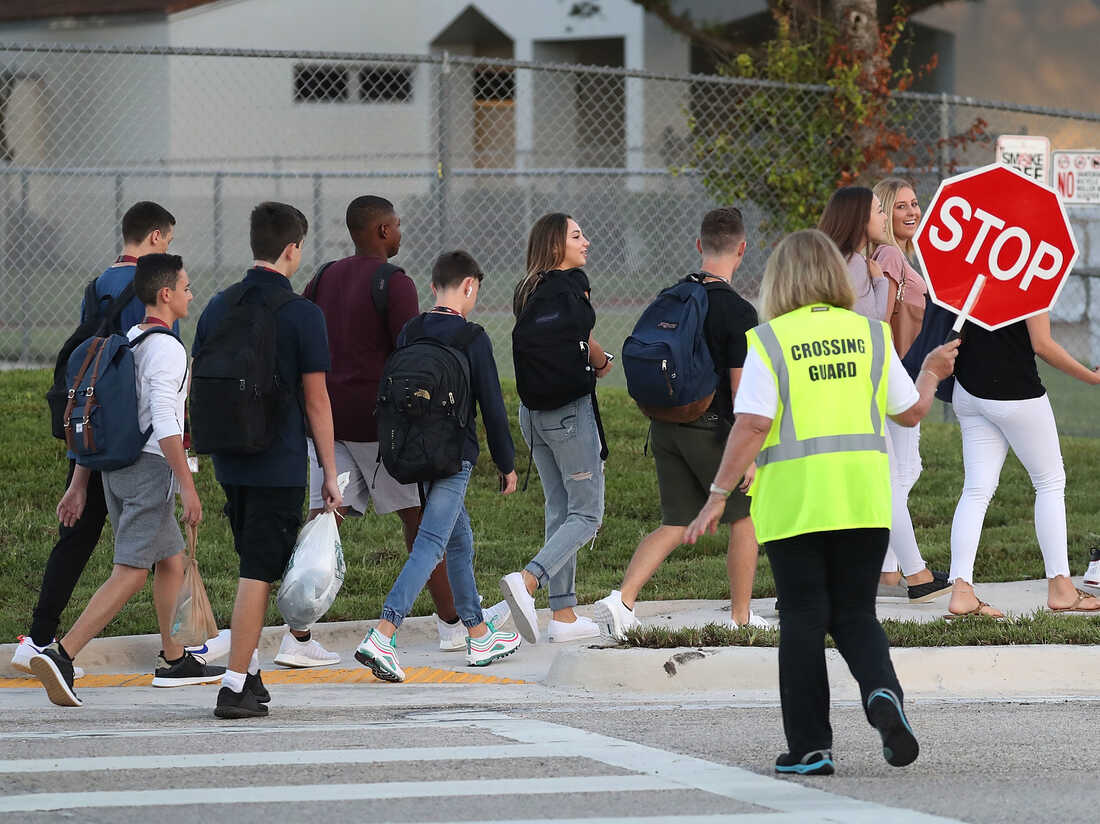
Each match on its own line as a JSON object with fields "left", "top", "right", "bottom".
{"left": 192, "top": 268, "right": 330, "bottom": 487}
{"left": 82, "top": 263, "right": 180, "bottom": 335}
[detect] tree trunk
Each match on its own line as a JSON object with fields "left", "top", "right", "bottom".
{"left": 831, "top": 0, "right": 883, "bottom": 79}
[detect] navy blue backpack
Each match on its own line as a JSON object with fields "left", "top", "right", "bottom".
{"left": 63, "top": 328, "right": 179, "bottom": 471}
{"left": 623, "top": 274, "right": 719, "bottom": 423}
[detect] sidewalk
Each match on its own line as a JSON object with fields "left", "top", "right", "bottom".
{"left": 3, "top": 578, "right": 1097, "bottom": 698}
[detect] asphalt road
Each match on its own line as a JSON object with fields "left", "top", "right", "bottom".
{"left": 2, "top": 681, "right": 1097, "bottom": 823}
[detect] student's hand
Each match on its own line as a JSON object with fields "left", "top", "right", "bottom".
{"left": 739, "top": 462, "right": 756, "bottom": 492}
{"left": 595, "top": 357, "right": 614, "bottom": 379}
{"left": 57, "top": 485, "right": 86, "bottom": 528}
{"left": 868, "top": 259, "right": 885, "bottom": 280}
{"left": 500, "top": 471, "right": 518, "bottom": 495}
{"left": 1090, "top": 366, "right": 1100, "bottom": 386}
{"left": 684, "top": 495, "right": 726, "bottom": 545}
{"left": 321, "top": 474, "right": 344, "bottom": 512}
{"left": 180, "top": 486, "right": 203, "bottom": 527}
{"left": 921, "top": 338, "right": 960, "bottom": 381}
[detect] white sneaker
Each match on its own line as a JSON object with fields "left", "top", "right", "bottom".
{"left": 436, "top": 615, "right": 466, "bottom": 652}
{"left": 727, "top": 611, "right": 774, "bottom": 630}
{"left": 272, "top": 633, "right": 340, "bottom": 668}
{"left": 465, "top": 626, "right": 521, "bottom": 667}
{"left": 547, "top": 615, "right": 601, "bottom": 643}
{"left": 592, "top": 591, "right": 640, "bottom": 640}
{"left": 184, "top": 628, "right": 231, "bottom": 662}
{"left": 12, "top": 636, "right": 85, "bottom": 679}
{"left": 1084, "top": 553, "right": 1100, "bottom": 590}
{"left": 482, "top": 599, "right": 512, "bottom": 630}
{"left": 499, "top": 572, "right": 539, "bottom": 643}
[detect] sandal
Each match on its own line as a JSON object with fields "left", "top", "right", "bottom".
{"left": 944, "top": 599, "right": 1004, "bottom": 621}
{"left": 1048, "top": 588, "right": 1100, "bottom": 614}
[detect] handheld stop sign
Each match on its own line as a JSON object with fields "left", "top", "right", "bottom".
{"left": 913, "top": 163, "right": 1079, "bottom": 337}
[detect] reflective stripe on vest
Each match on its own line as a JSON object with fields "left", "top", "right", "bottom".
{"left": 754, "top": 317, "right": 887, "bottom": 469}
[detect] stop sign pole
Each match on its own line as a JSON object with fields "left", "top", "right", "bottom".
{"left": 914, "top": 162, "right": 1079, "bottom": 336}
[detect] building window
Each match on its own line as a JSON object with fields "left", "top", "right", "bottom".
{"left": 294, "top": 64, "right": 349, "bottom": 102}
{"left": 360, "top": 67, "right": 413, "bottom": 103}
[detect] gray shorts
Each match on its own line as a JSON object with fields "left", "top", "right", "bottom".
{"left": 102, "top": 451, "right": 184, "bottom": 569}
{"left": 650, "top": 417, "right": 751, "bottom": 527}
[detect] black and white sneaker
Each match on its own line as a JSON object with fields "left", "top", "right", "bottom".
{"left": 907, "top": 577, "right": 952, "bottom": 603}
{"left": 775, "top": 749, "right": 834, "bottom": 776}
{"left": 29, "top": 647, "right": 82, "bottom": 707}
{"left": 867, "top": 687, "right": 919, "bottom": 767}
{"left": 151, "top": 651, "right": 226, "bottom": 687}
{"left": 214, "top": 686, "right": 269, "bottom": 719}
{"left": 245, "top": 670, "right": 270, "bottom": 703}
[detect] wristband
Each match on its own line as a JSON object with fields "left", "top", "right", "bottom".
{"left": 709, "top": 482, "right": 731, "bottom": 498}
{"left": 919, "top": 369, "right": 940, "bottom": 382}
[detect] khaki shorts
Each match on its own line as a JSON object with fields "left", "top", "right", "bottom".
{"left": 307, "top": 440, "right": 421, "bottom": 515}
{"left": 650, "top": 418, "right": 751, "bottom": 527}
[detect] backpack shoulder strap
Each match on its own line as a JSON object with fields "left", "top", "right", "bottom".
{"left": 371, "top": 263, "right": 403, "bottom": 317}
{"left": 450, "top": 322, "right": 484, "bottom": 352}
{"left": 303, "top": 260, "right": 336, "bottom": 302}
{"left": 130, "top": 327, "right": 187, "bottom": 390}
{"left": 98, "top": 280, "right": 137, "bottom": 334}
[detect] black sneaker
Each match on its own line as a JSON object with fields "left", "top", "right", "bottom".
{"left": 214, "top": 686, "right": 269, "bottom": 719}
{"left": 867, "top": 688, "right": 919, "bottom": 767}
{"left": 246, "top": 670, "right": 270, "bottom": 703}
{"left": 908, "top": 577, "right": 952, "bottom": 603}
{"left": 931, "top": 569, "right": 949, "bottom": 582}
{"left": 29, "top": 646, "right": 82, "bottom": 707}
{"left": 151, "top": 651, "right": 226, "bottom": 687}
{"left": 775, "top": 749, "right": 834, "bottom": 776}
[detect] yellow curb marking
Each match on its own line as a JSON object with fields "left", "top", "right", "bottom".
{"left": 0, "top": 666, "right": 526, "bottom": 689}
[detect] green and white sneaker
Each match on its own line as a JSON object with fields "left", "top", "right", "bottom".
{"left": 465, "top": 626, "right": 521, "bottom": 667}
{"left": 354, "top": 628, "right": 406, "bottom": 683}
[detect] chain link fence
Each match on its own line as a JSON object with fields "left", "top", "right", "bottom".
{"left": 2, "top": 42, "right": 1099, "bottom": 427}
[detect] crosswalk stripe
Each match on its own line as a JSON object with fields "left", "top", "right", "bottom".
{"left": 0, "top": 775, "right": 677, "bottom": 813}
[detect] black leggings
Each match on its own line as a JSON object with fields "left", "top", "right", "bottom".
{"left": 29, "top": 461, "right": 108, "bottom": 646}
{"left": 765, "top": 528, "right": 902, "bottom": 755}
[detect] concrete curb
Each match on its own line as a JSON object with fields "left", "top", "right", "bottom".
{"left": 546, "top": 644, "right": 1100, "bottom": 697}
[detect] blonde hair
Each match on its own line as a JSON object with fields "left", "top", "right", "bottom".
{"left": 513, "top": 212, "right": 571, "bottom": 316}
{"left": 872, "top": 177, "right": 916, "bottom": 258}
{"left": 761, "top": 229, "right": 855, "bottom": 321}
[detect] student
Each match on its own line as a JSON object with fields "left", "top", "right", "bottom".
{"left": 355, "top": 251, "right": 520, "bottom": 682}
{"left": 12, "top": 202, "right": 229, "bottom": 678}
{"left": 192, "top": 203, "right": 343, "bottom": 719}
{"left": 30, "top": 254, "right": 224, "bottom": 707}
{"left": 595, "top": 207, "right": 770, "bottom": 638}
{"left": 500, "top": 214, "right": 612, "bottom": 645}
{"left": 300, "top": 196, "right": 507, "bottom": 663}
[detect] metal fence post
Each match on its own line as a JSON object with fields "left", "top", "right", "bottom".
{"left": 313, "top": 172, "right": 324, "bottom": 261}
{"left": 435, "top": 52, "right": 450, "bottom": 249}
{"left": 212, "top": 172, "right": 224, "bottom": 285}
{"left": 939, "top": 92, "right": 950, "bottom": 178}
{"left": 114, "top": 173, "right": 124, "bottom": 257}
{"left": 20, "top": 170, "right": 30, "bottom": 363}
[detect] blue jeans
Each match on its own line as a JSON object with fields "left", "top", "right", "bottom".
{"left": 519, "top": 394, "right": 605, "bottom": 610}
{"left": 381, "top": 461, "right": 482, "bottom": 629}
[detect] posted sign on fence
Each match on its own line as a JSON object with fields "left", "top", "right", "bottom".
{"left": 1054, "top": 150, "right": 1100, "bottom": 204}
{"left": 995, "top": 134, "right": 1051, "bottom": 184}
{"left": 914, "top": 163, "right": 1079, "bottom": 331}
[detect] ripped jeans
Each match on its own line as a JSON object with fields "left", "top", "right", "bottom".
{"left": 519, "top": 394, "right": 605, "bottom": 610}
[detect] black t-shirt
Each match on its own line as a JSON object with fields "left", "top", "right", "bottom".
{"left": 954, "top": 319, "right": 1045, "bottom": 401}
{"left": 700, "top": 277, "right": 759, "bottom": 422}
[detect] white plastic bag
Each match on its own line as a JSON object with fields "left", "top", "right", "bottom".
{"left": 277, "top": 508, "right": 346, "bottom": 632}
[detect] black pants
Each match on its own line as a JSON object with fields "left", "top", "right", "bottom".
{"left": 29, "top": 461, "right": 108, "bottom": 646}
{"left": 765, "top": 528, "right": 902, "bottom": 756}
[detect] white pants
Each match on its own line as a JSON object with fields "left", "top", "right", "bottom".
{"left": 881, "top": 418, "right": 929, "bottom": 576}
{"left": 949, "top": 382, "right": 1069, "bottom": 584}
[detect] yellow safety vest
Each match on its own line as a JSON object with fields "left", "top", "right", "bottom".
{"left": 746, "top": 303, "right": 891, "bottom": 544}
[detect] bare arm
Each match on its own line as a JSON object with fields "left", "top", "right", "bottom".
{"left": 1027, "top": 313, "right": 1100, "bottom": 386}
{"left": 588, "top": 334, "right": 613, "bottom": 378}
{"left": 57, "top": 464, "right": 92, "bottom": 528}
{"left": 160, "top": 434, "right": 201, "bottom": 526}
{"left": 728, "top": 367, "right": 741, "bottom": 404}
{"left": 303, "top": 371, "right": 343, "bottom": 511}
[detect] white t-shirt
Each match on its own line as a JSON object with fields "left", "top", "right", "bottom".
{"left": 127, "top": 325, "right": 188, "bottom": 458}
{"left": 734, "top": 346, "right": 920, "bottom": 419}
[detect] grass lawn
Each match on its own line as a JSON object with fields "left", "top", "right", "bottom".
{"left": 2, "top": 367, "right": 1099, "bottom": 642}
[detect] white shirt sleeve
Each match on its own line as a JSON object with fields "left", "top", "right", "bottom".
{"left": 734, "top": 342, "right": 919, "bottom": 418}
{"left": 886, "top": 349, "right": 921, "bottom": 415}
{"left": 733, "top": 347, "right": 778, "bottom": 419}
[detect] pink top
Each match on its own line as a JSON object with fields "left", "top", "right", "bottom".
{"left": 872, "top": 244, "right": 926, "bottom": 309}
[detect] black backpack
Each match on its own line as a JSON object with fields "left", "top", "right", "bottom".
{"left": 303, "top": 259, "right": 401, "bottom": 315}
{"left": 189, "top": 282, "right": 304, "bottom": 455}
{"left": 511, "top": 269, "right": 596, "bottom": 411}
{"left": 376, "top": 315, "right": 482, "bottom": 484}
{"left": 46, "top": 277, "right": 136, "bottom": 440}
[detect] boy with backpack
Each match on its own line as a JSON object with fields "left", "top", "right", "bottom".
{"left": 597, "top": 207, "right": 770, "bottom": 638}
{"left": 299, "top": 196, "right": 508, "bottom": 663}
{"left": 30, "top": 254, "right": 224, "bottom": 706}
{"left": 355, "top": 251, "right": 520, "bottom": 682}
{"left": 13, "top": 202, "right": 229, "bottom": 678}
{"left": 190, "top": 202, "right": 342, "bottom": 719}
